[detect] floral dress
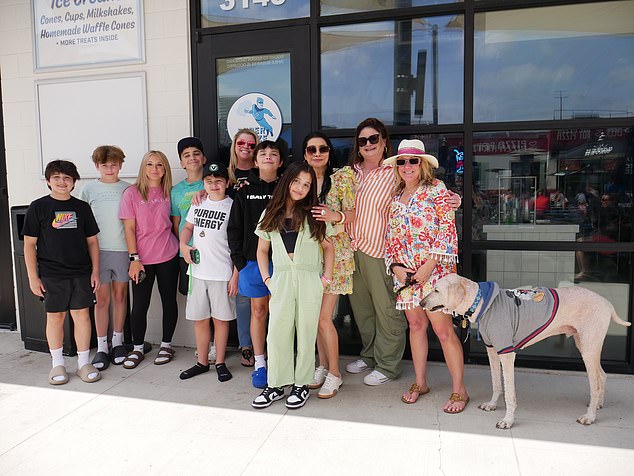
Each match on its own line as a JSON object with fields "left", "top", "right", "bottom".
{"left": 324, "top": 166, "right": 356, "bottom": 295}
{"left": 385, "top": 179, "right": 458, "bottom": 310}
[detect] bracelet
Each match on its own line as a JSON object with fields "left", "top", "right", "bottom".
{"left": 321, "top": 275, "right": 332, "bottom": 284}
{"left": 335, "top": 211, "right": 346, "bottom": 225}
{"left": 263, "top": 276, "right": 271, "bottom": 283}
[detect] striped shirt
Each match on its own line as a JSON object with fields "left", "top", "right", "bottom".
{"left": 347, "top": 162, "right": 395, "bottom": 258}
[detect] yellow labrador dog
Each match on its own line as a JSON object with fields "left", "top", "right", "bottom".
{"left": 420, "top": 273, "right": 631, "bottom": 429}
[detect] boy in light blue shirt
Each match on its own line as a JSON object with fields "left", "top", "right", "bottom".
{"left": 80, "top": 145, "right": 130, "bottom": 369}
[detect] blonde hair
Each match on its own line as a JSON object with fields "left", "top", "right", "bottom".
{"left": 135, "top": 150, "right": 173, "bottom": 201}
{"left": 229, "top": 128, "right": 259, "bottom": 185}
{"left": 393, "top": 156, "right": 435, "bottom": 196}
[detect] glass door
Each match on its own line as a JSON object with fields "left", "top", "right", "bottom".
{"left": 194, "top": 26, "right": 311, "bottom": 163}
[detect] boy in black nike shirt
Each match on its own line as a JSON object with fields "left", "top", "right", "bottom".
{"left": 23, "top": 160, "right": 101, "bottom": 385}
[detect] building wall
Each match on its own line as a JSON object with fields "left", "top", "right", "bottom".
{"left": 0, "top": 0, "right": 198, "bottom": 346}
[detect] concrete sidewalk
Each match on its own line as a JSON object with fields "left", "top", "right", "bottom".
{"left": 0, "top": 329, "right": 633, "bottom": 475}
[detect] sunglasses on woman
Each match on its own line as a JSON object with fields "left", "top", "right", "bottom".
{"left": 306, "top": 145, "right": 330, "bottom": 155}
{"left": 357, "top": 134, "right": 381, "bottom": 147}
{"left": 236, "top": 140, "right": 256, "bottom": 149}
{"left": 396, "top": 157, "right": 420, "bottom": 166}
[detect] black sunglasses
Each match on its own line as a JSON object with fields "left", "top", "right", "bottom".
{"left": 306, "top": 145, "right": 330, "bottom": 155}
{"left": 396, "top": 157, "right": 420, "bottom": 166}
{"left": 357, "top": 134, "right": 381, "bottom": 147}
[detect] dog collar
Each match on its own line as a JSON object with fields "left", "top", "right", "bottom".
{"left": 465, "top": 287, "right": 482, "bottom": 318}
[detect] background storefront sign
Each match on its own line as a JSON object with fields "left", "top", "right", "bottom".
{"left": 32, "top": 0, "right": 144, "bottom": 71}
{"left": 201, "top": 0, "right": 309, "bottom": 27}
{"left": 227, "top": 93, "right": 283, "bottom": 142}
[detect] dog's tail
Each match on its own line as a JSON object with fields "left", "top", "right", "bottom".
{"left": 611, "top": 305, "right": 631, "bottom": 327}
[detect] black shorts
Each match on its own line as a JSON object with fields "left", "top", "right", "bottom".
{"left": 178, "top": 256, "right": 190, "bottom": 296}
{"left": 41, "top": 276, "right": 96, "bottom": 313}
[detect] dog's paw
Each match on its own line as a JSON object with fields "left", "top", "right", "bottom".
{"left": 479, "top": 402, "right": 497, "bottom": 412}
{"left": 577, "top": 414, "right": 595, "bottom": 425}
{"left": 496, "top": 419, "right": 513, "bottom": 429}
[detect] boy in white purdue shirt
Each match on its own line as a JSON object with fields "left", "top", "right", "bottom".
{"left": 179, "top": 162, "right": 238, "bottom": 382}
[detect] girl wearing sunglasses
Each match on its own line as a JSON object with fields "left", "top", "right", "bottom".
{"left": 301, "top": 132, "right": 356, "bottom": 399}
{"left": 228, "top": 128, "right": 259, "bottom": 197}
{"left": 384, "top": 139, "right": 468, "bottom": 413}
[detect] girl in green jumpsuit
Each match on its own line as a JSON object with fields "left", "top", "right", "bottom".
{"left": 252, "top": 162, "right": 334, "bottom": 409}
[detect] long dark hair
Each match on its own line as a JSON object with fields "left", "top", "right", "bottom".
{"left": 348, "top": 117, "right": 392, "bottom": 166}
{"left": 302, "top": 131, "right": 334, "bottom": 204}
{"left": 259, "top": 161, "right": 326, "bottom": 242}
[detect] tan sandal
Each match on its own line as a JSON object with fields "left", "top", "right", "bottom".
{"left": 401, "top": 383, "right": 430, "bottom": 404}
{"left": 48, "top": 365, "right": 69, "bottom": 385}
{"left": 154, "top": 347, "right": 175, "bottom": 365}
{"left": 443, "top": 392, "right": 470, "bottom": 413}
{"left": 76, "top": 363, "right": 101, "bottom": 383}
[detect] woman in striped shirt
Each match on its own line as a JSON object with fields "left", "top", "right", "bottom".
{"left": 345, "top": 118, "right": 461, "bottom": 392}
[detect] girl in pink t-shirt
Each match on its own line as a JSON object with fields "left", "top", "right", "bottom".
{"left": 119, "top": 150, "right": 179, "bottom": 368}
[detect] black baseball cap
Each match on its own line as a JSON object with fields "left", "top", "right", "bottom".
{"left": 203, "top": 162, "right": 229, "bottom": 180}
{"left": 177, "top": 136, "right": 204, "bottom": 156}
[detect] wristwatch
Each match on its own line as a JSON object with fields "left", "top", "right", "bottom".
{"left": 129, "top": 253, "right": 140, "bottom": 262}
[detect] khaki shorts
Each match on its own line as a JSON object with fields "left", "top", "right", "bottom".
{"left": 186, "top": 277, "right": 236, "bottom": 322}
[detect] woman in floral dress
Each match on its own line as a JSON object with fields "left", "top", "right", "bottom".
{"left": 385, "top": 139, "right": 469, "bottom": 413}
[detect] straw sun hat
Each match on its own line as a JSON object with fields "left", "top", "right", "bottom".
{"left": 384, "top": 139, "right": 439, "bottom": 169}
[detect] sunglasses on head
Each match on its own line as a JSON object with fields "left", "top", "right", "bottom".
{"left": 236, "top": 140, "right": 256, "bottom": 150}
{"left": 357, "top": 134, "right": 381, "bottom": 147}
{"left": 396, "top": 157, "right": 420, "bottom": 166}
{"left": 306, "top": 145, "right": 330, "bottom": 155}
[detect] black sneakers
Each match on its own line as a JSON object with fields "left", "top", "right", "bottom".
{"left": 252, "top": 386, "right": 285, "bottom": 409}
{"left": 285, "top": 385, "right": 310, "bottom": 409}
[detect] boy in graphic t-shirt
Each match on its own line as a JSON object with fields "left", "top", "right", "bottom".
{"left": 22, "top": 160, "right": 101, "bottom": 386}
{"left": 178, "top": 162, "right": 238, "bottom": 382}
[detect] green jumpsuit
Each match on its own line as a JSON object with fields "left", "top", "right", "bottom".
{"left": 255, "top": 219, "right": 326, "bottom": 388}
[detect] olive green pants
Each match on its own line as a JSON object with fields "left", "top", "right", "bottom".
{"left": 348, "top": 251, "right": 406, "bottom": 379}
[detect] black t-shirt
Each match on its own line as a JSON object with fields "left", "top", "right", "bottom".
{"left": 22, "top": 195, "right": 100, "bottom": 278}
{"left": 228, "top": 168, "right": 251, "bottom": 199}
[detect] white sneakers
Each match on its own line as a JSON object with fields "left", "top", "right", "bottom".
{"left": 318, "top": 373, "right": 343, "bottom": 399}
{"left": 309, "top": 366, "right": 328, "bottom": 389}
{"left": 345, "top": 359, "right": 370, "bottom": 374}
{"left": 363, "top": 370, "right": 392, "bottom": 386}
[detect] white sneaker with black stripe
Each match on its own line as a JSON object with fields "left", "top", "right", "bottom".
{"left": 285, "top": 385, "right": 310, "bottom": 409}
{"left": 252, "top": 386, "right": 285, "bottom": 409}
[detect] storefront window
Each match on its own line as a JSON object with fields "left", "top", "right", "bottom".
{"left": 321, "top": 0, "right": 459, "bottom": 16}
{"left": 471, "top": 250, "right": 630, "bottom": 361}
{"left": 321, "top": 16, "right": 464, "bottom": 129}
{"left": 472, "top": 128, "right": 633, "bottom": 242}
{"left": 474, "top": 0, "right": 634, "bottom": 122}
{"left": 216, "top": 53, "right": 292, "bottom": 149}
{"left": 201, "top": 0, "right": 309, "bottom": 28}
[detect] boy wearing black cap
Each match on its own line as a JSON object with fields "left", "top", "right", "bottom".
{"left": 178, "top": 162, "right": 238, "bottom": 381}
{"left": 171, "top": 136, "right": 208, "bottom": 295}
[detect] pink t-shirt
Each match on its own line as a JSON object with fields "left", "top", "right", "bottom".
{"left": 119, "top": 186, "right": 178, "bottom": 265}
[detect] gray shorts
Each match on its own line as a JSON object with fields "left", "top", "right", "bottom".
{"left": 99, "top": 250, "right": 130, "bottom": 283}
{"left": 186, "top": 277, "right": 236, "bottom": 322}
